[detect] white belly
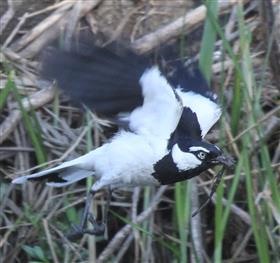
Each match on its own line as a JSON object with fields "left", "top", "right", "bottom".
{"left": 90, "top": 131, "right": 165, "bottom": 191}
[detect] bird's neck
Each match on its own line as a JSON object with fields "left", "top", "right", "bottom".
{"left": 152, "top": 151, "right": 205, "bottom": 185}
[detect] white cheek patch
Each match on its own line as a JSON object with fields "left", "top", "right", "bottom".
{"left": 172, "top": 144, "right": 202, "bottom": 171}
{"left": 189, "top": 146, "right": 209, "bottom": 153}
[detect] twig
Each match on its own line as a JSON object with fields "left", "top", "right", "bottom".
{"left": 16, "top": 0, "right": 102, "bottom": 59}
{"left": 104, "top": 6, "right": 142, "bottom": 46}
{"left": 191, "top": 179, "right": 205, "bottom": 263}
{"left": 12, "top": 1, "right": 74, "bottom": 52}
{"left": 2, "top": 13, "right": 28, "bottom": 49}
{"left": 0, "top": 0, "right": 16, "bottom": 35}
{"left": 0, "top": 85, "right": 55, "bottom": 144}
{"left": 25, "top": 1, "right": 74, "bottom": 19}
{"left": 114, "top": 234, "right": 134, "bottom": 262}
{"left": 131, "top": 0, "right": 244, "bottom": 54}
{"left": 259, "top": 0, "right": 280, "bottom": 84}
{"left": 97, "top": 186, "right": 167, "bottom": 263}
{"left": 64, "top": 0, "right": 83, "bottom": 51}
{"left": 49, "top": 224, "right": 84, "bottom": 261}
{"left": 201, "top": 183, "right": 251, "bottom": 225}
{"left": 230, "top": 105, "right": 280, "bottom": 144}
{"left": 43, "top": 219, "right": 59, "bottom": 263}
{"left": 230, "top": 229, "right": 253, "bottom": 262}
{"left": 131, "top": 187, "right": 141, "bottom": 262}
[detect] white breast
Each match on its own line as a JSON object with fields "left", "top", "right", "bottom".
{"left": 90, "top": 131, "right": 164, "bottom": 191}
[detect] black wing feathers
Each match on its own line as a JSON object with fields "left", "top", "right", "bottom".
{"left": 41, "top": 43, "right": 149, "bottom": 115}
{"left": 166, "top": 62, "right": 217, "bottom": 102}
{"left": 168, "top": 107, "right": 202, "bottom": 149}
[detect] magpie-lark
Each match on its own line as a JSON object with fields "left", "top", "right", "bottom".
{"left": 12, "top": 41, "right": 234, "bottom": 239}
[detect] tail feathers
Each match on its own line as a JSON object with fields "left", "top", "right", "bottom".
{"left": 46, "top": 168, "right": 94, "bottom": 187}
{"left": 12, "top": 163, "right": 94, "bottom": 187}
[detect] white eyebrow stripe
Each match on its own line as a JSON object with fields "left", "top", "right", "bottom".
{"left": 214, "top": 145, "right": 221, "bottom": 151}
{"left": 189, "top": 146, "right": 209, "bottom": 153}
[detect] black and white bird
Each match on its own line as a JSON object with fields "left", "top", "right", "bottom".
{"left": 12, "top": 41, "right": 234, "bottom": 238}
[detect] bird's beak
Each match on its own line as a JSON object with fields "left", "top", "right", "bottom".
{"left": 215, "top": 154, "right": 235, "bottom": 168}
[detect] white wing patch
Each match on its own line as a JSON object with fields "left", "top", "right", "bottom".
{"left": 128, "top": 66, "right": 182, "bottom": 139}
{"left": 176, "top": 90, "right": 221, "bottom": 138}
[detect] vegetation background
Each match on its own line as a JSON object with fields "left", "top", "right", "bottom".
{"left": 0, "top": 0, "right": 279, "bottom": 262}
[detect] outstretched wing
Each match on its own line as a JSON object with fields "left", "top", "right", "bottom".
{"left": 42, "top": 43, "right": 147, "bottom": 115}
{"left": 41, "top": 41, "right": 182, "bottom": 139}
{"left": 168, "top": 63, "right": 221, "bottom": 139}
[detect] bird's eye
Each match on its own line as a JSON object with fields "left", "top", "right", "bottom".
{"left": 197, "top": 151, "right": 207, "bottom": 160}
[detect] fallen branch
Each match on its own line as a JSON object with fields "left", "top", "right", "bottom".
{"left": 14, "top": 0, "right": 102, "bottom": 59}
{"left": 132, "top": 0, "right": 244, "bottom": 54}
{"left": 0, "top": 85, "right": 55, "bottom": 144}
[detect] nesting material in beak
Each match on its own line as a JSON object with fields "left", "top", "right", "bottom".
{"left": 192, "top": 154, "right": 235, "bottom": 217}
{"left": 215, "top": 154, "right": 235, "bottom": 168}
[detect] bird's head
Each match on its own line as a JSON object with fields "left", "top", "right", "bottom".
{"left": 171, "top": 138, "right": 233, "bottom": 172}
{"left": 153, "top": 138, "right": 234, "bottom": 185}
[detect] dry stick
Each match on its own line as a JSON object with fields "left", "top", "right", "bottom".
{"left": 25, "top": 1, "right": 74, "bottom": 19}
{"left": 143, "top": 205, "right": 155, "bottom": 262}
{"left": 115, "top": 234, "right": 135, "bottom": 262}
{"left": 230, "top": 105, "right": 280, "bottom": 144}
{"left": 16, "top": 0, "right": 102, "bottom": 59}
{"left": 49, "top": 224, "right": 84, "bottom": 261}
{"left": 0, "top": 146, "right": 34, "bottom": 151}
{"left": 43, "top": 219, "right": 59, "bottom": 263}
{"left": 13, "top": 1, "right": 74, "bottom": 52}
{"left": 198, "top": 162, "right": 280, "bottom": 188}
{"left": 103, "top": 6, "right": 142, "bottom": 46}
{"left": 97, "top": 186, "right": 167, "bottom": 263}
{"left": 63, "top": 0, "right": 82, "bottom": 51}
{"left": 0, "top": 85, "right": 55, "bottom": 144}
{"left": 13, "top": 122, "right": 28, "bottom": 176}
{"left": 10, "top": 122, "right": 95, "bottom": 178}
{"left": 131, "top": 0, "right": 244, "bottom": 54}
{"left": 85, "top": 12, "right": 98, "bottom": 34}
{"left": 190, "top": 179, "right": 204, "bottom": 263}
{"left": 231, "top": 229, "right": 253, "bottom": 262}
{"left": 131, "top": 187, "right": 141, "bottom": 262}
{"left": 272, "top": 142, "right": 280, "bottom": 164}
{"left": 0, "top": 0, "right": 15, "bottom": 35}
{"left": 3, "top": 48, "right": 37, "bottom": 71}
{"left": 2, "top": 13, "right": 28, "bottom": 48}
{"left": 201, "top": 183, "right": 251, "bottom": 225}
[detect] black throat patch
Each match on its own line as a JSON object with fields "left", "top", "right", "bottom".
{"left": 152, "top": 152, "right": 208, "bottom": 185}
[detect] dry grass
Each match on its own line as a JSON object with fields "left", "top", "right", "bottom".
{"left": 0, "top": 0, "right": 279, "bottom": 262}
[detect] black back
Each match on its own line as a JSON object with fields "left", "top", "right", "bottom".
{"left": 165, "top": 62, "right": 217, "bottom": 102}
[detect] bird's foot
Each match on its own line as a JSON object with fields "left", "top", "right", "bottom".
{"left": 66, "top": 213, "right": 105, "bottom": 241}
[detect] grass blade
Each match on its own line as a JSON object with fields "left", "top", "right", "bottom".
{"left": 199, "top": 0, "right": 218, "bottom": 82}
{"left": 8, "top": 71, "right": 47, "bottom": 164}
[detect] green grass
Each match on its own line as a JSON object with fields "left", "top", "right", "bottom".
{"left": 199, "top": 2, "right": 280, "bottom": 262}
{"left": 8, "top": 71, "right": 47, "bottom": 164}
{"left": 199, "top": 0, "right": 219, "bottom": 83}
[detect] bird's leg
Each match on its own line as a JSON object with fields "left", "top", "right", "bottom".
{"left": 67, "top": 190, "right": 105, "bottom": 240}
{"left": 104, "top": 187, "right": 112, "bottom": 225}
{"left": 83, "top": 188, "right": 112, "bottom": 236}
